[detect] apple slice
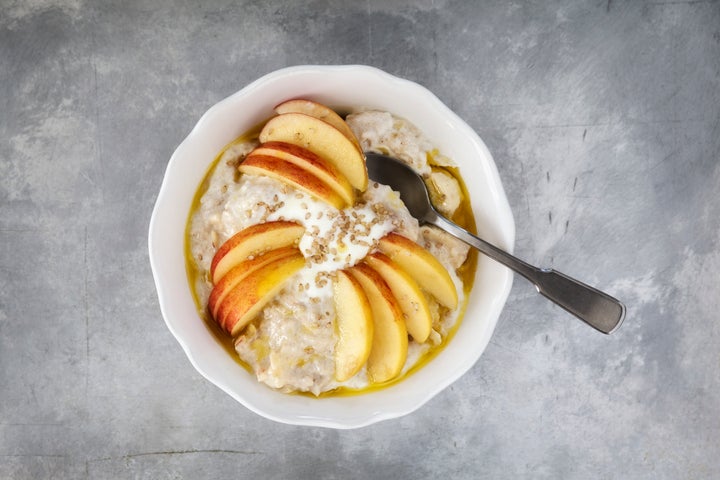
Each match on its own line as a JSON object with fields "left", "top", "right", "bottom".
{"left": 208, "top": 246, "right": 300, "bottom": 320}
{"left": 239, "top": 154, "right": 346, "bottom": 209}
{"left": 363, "top": 252, "right": 432, "bottom": 343}
{"left": 259, "top": 112, "right": 368, "bottom": 192}
{"left": 333, "top": 270, "right": 373, "bottom": 382}
{"left": 248, "top": 142, "right": 354, "bottom": 206}
{"left": 348, "top": 263, "right": 408, "bottom": 384}
{"left": 216, "top": 251, "right": 306, "bottom": 336}
{"left": 274, "top": 99, "right": 362, "bottom": 152}
{"left": 377, "top": 232, "right": 458, "bottom": 310}
{"left": 210, "top": 221, "right": 305, "bottom": 284}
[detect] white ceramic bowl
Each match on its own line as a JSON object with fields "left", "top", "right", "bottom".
{"left": 149, "top": 65, "right": 515, "bottom": 428}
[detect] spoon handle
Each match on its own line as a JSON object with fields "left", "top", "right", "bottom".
{"left": 428, "top": 213, "right": 625, "bottom": 334}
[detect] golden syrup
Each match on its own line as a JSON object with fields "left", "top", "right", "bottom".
{"left": 184, "top": 124, "right": 478, "bottom": 397}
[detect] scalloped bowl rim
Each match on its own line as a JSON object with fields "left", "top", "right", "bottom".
{"left": 148, "top": 65, "right": 515, "bottom": 429}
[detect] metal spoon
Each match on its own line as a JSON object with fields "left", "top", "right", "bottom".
{"left": 365, "top": 152, "right": 625, "bottom": 334}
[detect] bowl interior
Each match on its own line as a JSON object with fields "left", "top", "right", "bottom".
{"left": 149, "top": 65, "right": 515, "bottom": 428}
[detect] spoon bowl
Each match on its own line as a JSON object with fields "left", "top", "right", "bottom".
{"left": 365, "top": 152, "right": 626, "bottom": 334}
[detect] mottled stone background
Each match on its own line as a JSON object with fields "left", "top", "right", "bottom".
{"left": 1, "top": 1, "right": 719, "bottom": 478}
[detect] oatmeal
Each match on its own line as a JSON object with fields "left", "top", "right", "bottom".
{"left": 187, "top": 106, "right": 475, "bottom": 396}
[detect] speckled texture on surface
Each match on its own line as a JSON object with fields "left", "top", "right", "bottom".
{"left": 1, "top": 1, "right": 719, "bottom": 478}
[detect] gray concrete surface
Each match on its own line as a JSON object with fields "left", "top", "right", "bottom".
{"left": 2, "top": 1, "right": 719, "bottom": 478}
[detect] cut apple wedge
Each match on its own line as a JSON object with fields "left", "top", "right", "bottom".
{"left": 364, "top": 252, "right": 433, "bottom": 343}
{"left": 348, "top": 263, "right": 408, "bottom": 384}
{"left": 216, "top": 251, "right": 306, "bottom": 336}
{"left": 377, "top": 232, "right": 458, "bottom": 310}
{"left": 333, "top": 270, "right": 373, "bottom": 382}
{"left": 239, "top": 154, "right": 346, "bottom": 209}
{"left": 274, "top": 99, "right": 362, "bottom": 152}
{"left": 208, "top": 246, "right": 300, "bottom": 320}
{"left": 259, "top": 112, "right": 368, "bottom": 192}
{"left": 248, "top": 142, "right": 354, "bottom": 206}
{"left": 210, "top": 221, "right": 305, "bottom": 285}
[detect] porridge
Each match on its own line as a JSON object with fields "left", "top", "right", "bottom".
{"left": 186, "top": 101, "right": 476, "bottom": 396}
